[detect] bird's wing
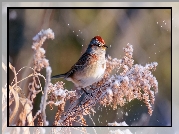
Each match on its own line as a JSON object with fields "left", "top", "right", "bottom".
{"left": 65, "top": 52, "right": 95, "bottom": 78}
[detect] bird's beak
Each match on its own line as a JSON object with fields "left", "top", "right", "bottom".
{"left": 102, "top": 45, "right": 108, "bottom": 50}
{"left": 103, "top": 45, "right": 108, "bottom": 48}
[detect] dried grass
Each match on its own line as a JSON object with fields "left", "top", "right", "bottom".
{"left": 7, "top": 28, "right": 158, "bottom": 128}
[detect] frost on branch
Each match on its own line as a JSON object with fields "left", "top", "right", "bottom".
{"left": 56, "top": 44, "right": 158, "bottom": 126}
{"left": 8, "top": 28, "right": 158, "bottom": 127}
{"left": 108, "top": 122, "right": 132, "bottom": 134}
{"left": 32, "top": 28, "right": 54, "bottom": 72}
{"left": 108, "top": 121, "right": 128, "bottom": 126}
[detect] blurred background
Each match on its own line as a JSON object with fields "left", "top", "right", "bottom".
{"left": 7, "top": 6, "right": 171, "bottom": 128}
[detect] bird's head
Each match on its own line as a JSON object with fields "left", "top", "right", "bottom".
{"left": 87, "top": 36, "right": 108, "bottom": 53}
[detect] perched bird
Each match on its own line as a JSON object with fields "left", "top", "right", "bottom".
{"left": 52, "top": 36, "right": 108, "bottom": 94}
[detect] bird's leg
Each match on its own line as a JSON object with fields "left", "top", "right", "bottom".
{"left": 82, "top": 88, "right": 93, "bottom": 97}
{"left": 82, "top": 88, "right": 89, "bottom": 94}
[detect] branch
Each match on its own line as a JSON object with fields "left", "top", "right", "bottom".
{"left": 40, "top": 66, "right": 52, "bottom": 126}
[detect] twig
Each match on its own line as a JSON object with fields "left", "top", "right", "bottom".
{"left": 9, "top": 85, "right": 19, "bottom": 125}
{"left": 9, "top": 63, "right": 19, "bottom": 126}
{"left": 40, "top": 66, "right": 52, "bottom": 126}
{"left": 9, "top": 62, "right": 17, "bottom": 88}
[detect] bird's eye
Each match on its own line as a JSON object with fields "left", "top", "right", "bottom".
{"left": 97, "top": 43, "right": 101, "bottom": 47}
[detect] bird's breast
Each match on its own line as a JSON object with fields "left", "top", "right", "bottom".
{"left": 75, "top": 60, "right": 106, "bottom": 88}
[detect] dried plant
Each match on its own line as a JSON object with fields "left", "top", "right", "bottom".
{"left": 8, "top": 28, "right": 158, "bottom": 128}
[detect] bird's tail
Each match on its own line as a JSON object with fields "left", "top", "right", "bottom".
{"left": 51, "top": 74, "right": 66, "bottom": 79}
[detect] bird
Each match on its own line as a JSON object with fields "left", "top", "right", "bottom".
{"left": 52, "top": 36, "right": 108, "bottom": 94}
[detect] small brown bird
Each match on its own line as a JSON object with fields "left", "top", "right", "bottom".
{"left": 52, "top": 36, "right": 108, "bottom": 93}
